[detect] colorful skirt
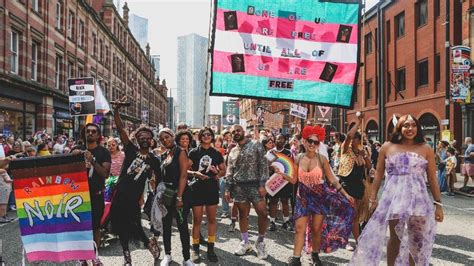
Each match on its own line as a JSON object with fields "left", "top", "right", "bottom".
{"left": 294, "top": 182, "right": 355, "bottom": 253}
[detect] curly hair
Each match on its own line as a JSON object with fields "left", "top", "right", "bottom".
{"left": 175, "top": 130, "right": 193, "bottom": 145}
{"left": 134, "top": 125, "right": 155, "bottom": 139}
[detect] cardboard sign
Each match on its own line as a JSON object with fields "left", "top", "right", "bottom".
{"left": 290, "top": 103, "right": 308, "bottom": 119}
{"left": 68, "top": 78, "right": 96, "bottom": 116}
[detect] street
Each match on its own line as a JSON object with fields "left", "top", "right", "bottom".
{"left": 1, "top": 193, "right": 473, "bottom": 266}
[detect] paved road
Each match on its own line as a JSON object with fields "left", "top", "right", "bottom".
{"left": 1, "top": 193, "right": 473, "bottom": 265}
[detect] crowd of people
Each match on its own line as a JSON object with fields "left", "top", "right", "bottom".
{"left": 2, "top": 105, "right": 474, "bottom": 265}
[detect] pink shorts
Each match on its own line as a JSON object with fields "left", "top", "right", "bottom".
{"left": 461, "top": 163, "right": 474, "bottom": 176}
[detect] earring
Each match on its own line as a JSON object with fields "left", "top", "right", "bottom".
{"left": 397, "top": 134, "right": 402, "bottom": 141}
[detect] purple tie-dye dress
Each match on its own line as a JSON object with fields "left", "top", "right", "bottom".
{"left": 349, "top": 152, "right": 436, "bottom": 265}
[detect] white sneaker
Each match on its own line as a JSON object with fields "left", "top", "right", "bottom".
{"left": 234, "top": 241, "right": 253, "bottom": 256}
{"left": 183, "top": 259, "right": 195, "bottom": 266}
{"left": 160, "top": 254, "right": 172, "bottom": 266}
{"left": 255, "top": 241, "right": 268, "bottom": 260}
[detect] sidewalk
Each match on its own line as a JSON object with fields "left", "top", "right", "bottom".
{"left": 454, "top": 173, "right": 474, "bottom": 198}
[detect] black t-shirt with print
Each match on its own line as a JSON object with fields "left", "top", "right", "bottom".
{"left": 188, "top": 146, "right": 224, "bottom": 205}
{"left": 116, "top": 142, "right": 161, "bottom": 201}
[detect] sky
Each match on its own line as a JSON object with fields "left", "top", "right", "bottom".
{"left": 125, "top": 0, "right": 379, "bottom": 115}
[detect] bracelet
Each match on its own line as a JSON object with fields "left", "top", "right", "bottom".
{"left": 369, "top": 198, "right": 377, "bottom": 203}
{"left": 176, "top": 196, "right": 183, "bottom": 202}
{"left": 433, "top": 200, "right": 443, "bottom": 207}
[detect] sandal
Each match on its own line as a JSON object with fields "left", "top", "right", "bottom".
{"left": 123, "top": 250, "right": 132, "bottom": 265}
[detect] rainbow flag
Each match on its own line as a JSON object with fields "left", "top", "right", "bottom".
{"left": 9, "top": 155, "right": 95, "bottom": 263}
{"left": 210, "top": 0, "right": 361, "bottom": 108}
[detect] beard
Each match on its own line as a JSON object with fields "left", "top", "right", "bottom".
{"left": 86, "top": 136, "right": 96, "bottom": 143}
{"left": 139, "top": 141, "right": 150, "bottom": 149}
{"left": 233, "top": 134, "right": 244, "bottom": 142}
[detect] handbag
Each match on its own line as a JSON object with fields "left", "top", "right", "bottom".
{"left": 162, "top": 187, "right": 177, "bottom": 207}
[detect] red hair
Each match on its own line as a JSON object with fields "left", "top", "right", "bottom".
{"left": 302, "top": 125, "right": 326, "bottom": 141}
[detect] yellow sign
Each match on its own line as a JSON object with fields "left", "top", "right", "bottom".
{"left": 441, "top": 130, "right": 452, "bottom": 141}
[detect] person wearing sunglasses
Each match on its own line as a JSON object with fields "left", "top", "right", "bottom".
{"left": 187, "top": 127, "right": 226, "bottom": 263}
{"left": 337, "top": 113, "right": 372, "bottom": 251}
{"left": 288, "top": 125, "right": 354, "bottom": 266}
{"left": 109, "top": 98, "right": 162, "bottom": 265}
{"left": 72, "top": 123, "right": 111, "bottom": 266}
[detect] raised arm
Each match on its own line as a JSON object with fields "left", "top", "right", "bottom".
{"left": 112, "top": 96, "right": 130, "bottom": 146}
{"left": 341, "top": 113, "right": 363, "bottom": 154}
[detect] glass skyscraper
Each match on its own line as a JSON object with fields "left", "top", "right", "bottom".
{"left": 177, "top": 34, "right": 209, "bottom": 128}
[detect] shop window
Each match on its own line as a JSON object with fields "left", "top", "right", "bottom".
{"left": 417, "top": 59, "right": 428, "bottom": 87}
{"left": 11, "top": 31, "right": 19, "bottom": 74}
{"left": 396, "top": 12, "right": 405, "bottom": 38}
{"left": 31, "top": 42, "right": 38, "bottom": 81}
{"left": 416, "top": 0, "right": 428, "bottom": 27}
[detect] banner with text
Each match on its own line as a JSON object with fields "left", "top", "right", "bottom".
{"left": 210, "top": 0, "right": 361, "bottom": 108}
{"left": 9, "top": 155, "right": 95, "bottom": 263}
{"left": 222, "top": 101, "right": 240, "bottom": 126}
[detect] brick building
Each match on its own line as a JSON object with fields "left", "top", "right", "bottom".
{"left": 0, "top": 0, "right": 167, "bottom": 139}
{"left": 342, "top": 0, "right": 465, "bottom": 145}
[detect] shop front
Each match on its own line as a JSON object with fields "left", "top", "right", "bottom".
{"left": 365, "top": 120, "right": 379, "bottom": 141}
{"left": 0, "top": 96, "right": 36, "bottom": 139}
{"left": 419, "top": 113, "right": 440, "bottom": 149}
{"left": 53, "top": 99, "right": 75, "bottom": 138}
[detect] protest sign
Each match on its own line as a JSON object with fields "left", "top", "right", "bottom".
{"left": 68, "top": 78, "right": 96, "bottom": 116}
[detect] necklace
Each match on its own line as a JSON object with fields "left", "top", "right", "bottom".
{"left": 136, "top": 152, "right": 149, "bottom": 160}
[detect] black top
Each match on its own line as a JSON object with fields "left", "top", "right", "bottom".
{"left": 70, "top": 145, "right": 112, "bottom": 195}
{"left": 116, "top": 142, "right": 161, "bottom": 201}
{"left": 161, "top": 145, "right": 184, "bottom": 189}
{"left": 189, "top": 146, "right": 224, "bottom": 180}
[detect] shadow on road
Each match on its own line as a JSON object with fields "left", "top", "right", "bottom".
{"left": 435, "top": 234, "right": 474, "bottom": 253}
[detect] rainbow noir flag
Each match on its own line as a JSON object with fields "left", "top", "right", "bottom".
{"left": 210, "top": 0, "right": 361, "bottom": 108}
{"left": 9, "top": 155, "right": 95, "bottom": 263}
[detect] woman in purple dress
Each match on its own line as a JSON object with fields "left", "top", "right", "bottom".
{"left": 350, "top": 115, "right": 444, "bottom": 265}
{"left": 286, "top": 125, "right": 355, "bottom": 266}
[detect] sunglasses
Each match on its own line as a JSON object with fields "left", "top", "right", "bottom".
{"left": 202, "top": 132, "right": 212, "bottom": 137}
{"left": 307, "top": 139, "right": 320, "bottom": 145}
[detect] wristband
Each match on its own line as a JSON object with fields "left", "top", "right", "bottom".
{"left": 176, "top": 196, "right": 183, "bottom": 202}
{"left": 433, "top": 200, "right": 443, "bottom": 207}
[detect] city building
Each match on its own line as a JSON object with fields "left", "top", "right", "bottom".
{"left": 177, "top": 34, "right": 209, "bottom": 128}
{"left": 340, "top": 0, "right": 465, "bottom": 145}
{"left": 128, "top": 14, "right": 148, "bottom": 50}
{"left": 151, "top": 55, "right": 160, "bottom": 79}
{"left": 0, "top": 0, "right": 167, "bottom": 139}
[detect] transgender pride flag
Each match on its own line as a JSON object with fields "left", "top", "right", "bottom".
{"left": 9, "top": 155, "right": 95, "bottom": 263}
{"left": 210, "top": 0, "right": 361, "bottom": 108}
